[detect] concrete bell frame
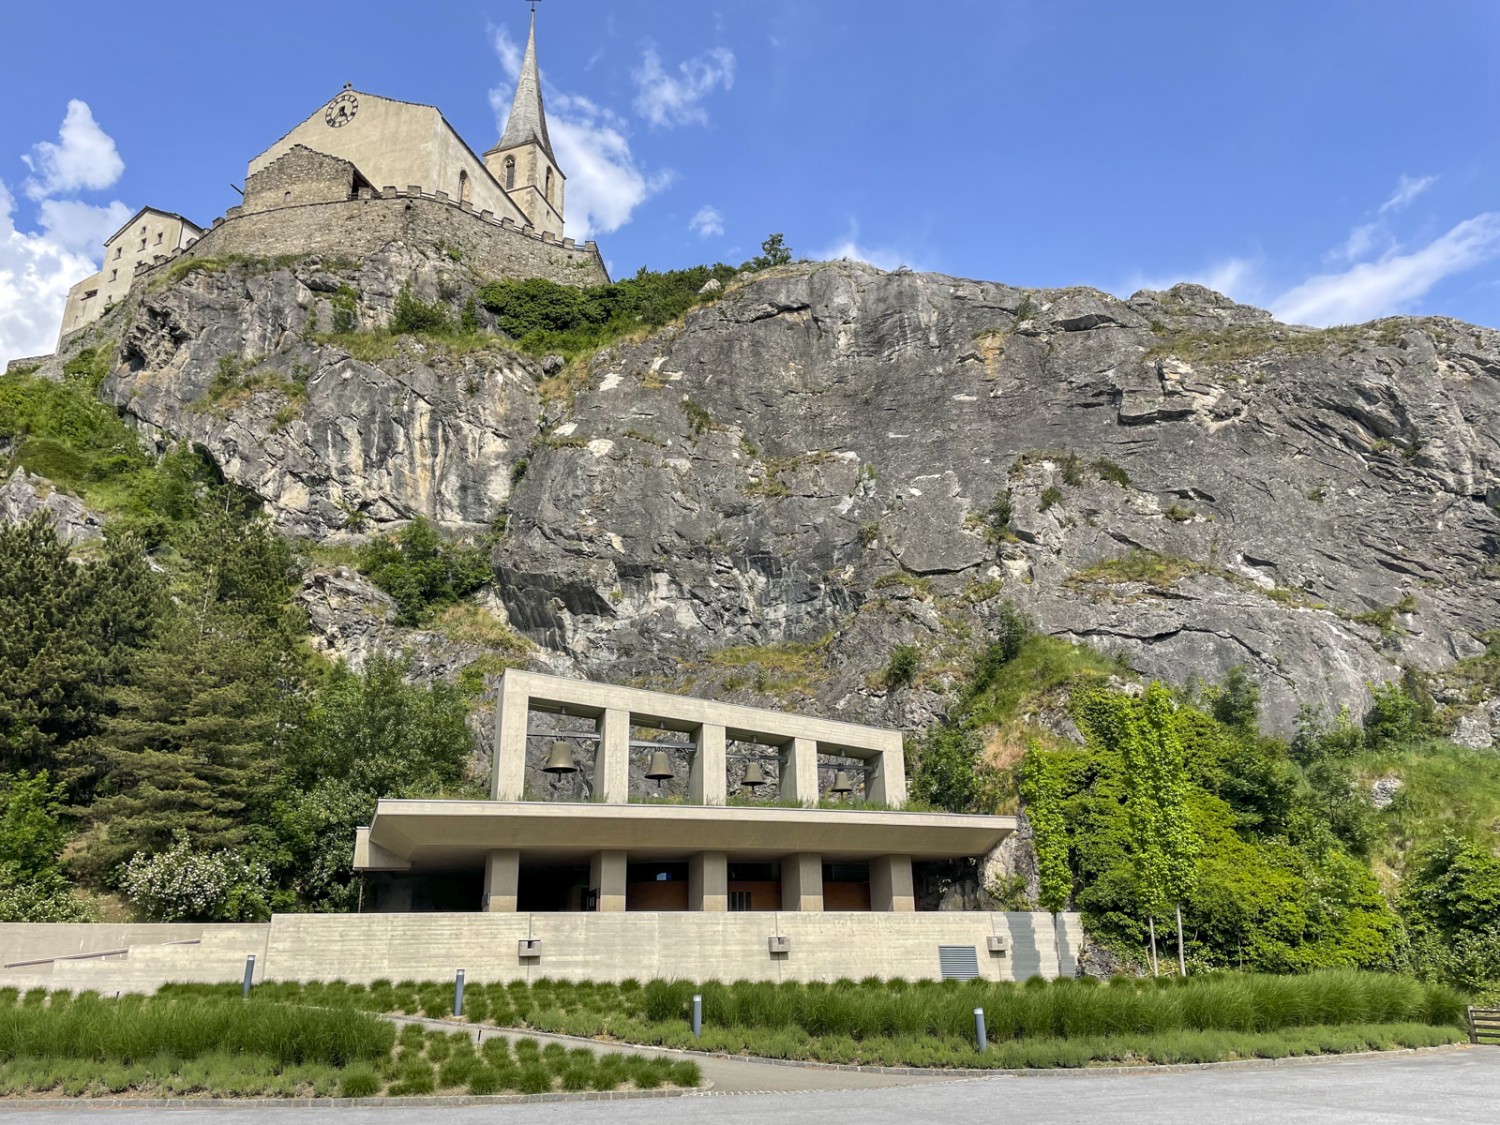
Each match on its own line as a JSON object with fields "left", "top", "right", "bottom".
{"left": 490, "top": 670, "right": 908, "bottom": 807}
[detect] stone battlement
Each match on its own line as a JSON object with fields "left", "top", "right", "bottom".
{"left": 134, "top": 187, "right": 608, "bottom": 290}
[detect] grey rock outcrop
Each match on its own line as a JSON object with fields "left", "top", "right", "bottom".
{"left": 92, "top": 257, "right": 1500, "bottom": 732}
{"left": 0, "top": 469, "right": 104, "bottom": 544}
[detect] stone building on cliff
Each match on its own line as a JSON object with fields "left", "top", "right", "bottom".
{"left": 57, "top": 12, "right": 601, "bottom": 345}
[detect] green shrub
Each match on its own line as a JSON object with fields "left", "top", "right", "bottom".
{"left": 1039, "top": 485, "right": 1063, "bottom": 511}
{"left": 338, "top": 1068, "right": 380, "bottom": 1097}
{"left": 391, "top": 285, "right": 451, "bottom": 334}
{"left": 357, "top": 516, "right": 492, "bottom": 626}
{"left": 885, "top": 644, "right": 921, "bottom": 689}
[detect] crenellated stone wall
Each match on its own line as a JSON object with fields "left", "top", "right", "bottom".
{"left": 136, "top": 189, "right": 608, "bottom": 289}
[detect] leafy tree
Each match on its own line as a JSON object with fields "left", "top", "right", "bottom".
{"left": 748, "top": 233, "right": 792, "bottom": 270}
{"left": 1204, "top": 665, "right": 1260, "bottom": 731}
{"left": 910, "top": 726, "right": 995, "bottom": 814}
{"left": 1079, "top": 683, "right": 1198, "bottom": 973}
{"left": 1400, "top": 834, "right": 1500, "bottom": 996}
{"left": 1020, "top": 746, "right": 1070, "bottom": 964}
{"left": 359, "top": 517, "right": 492, "bottom": 625}
{"left": 272, "top": 653, "right": 475, "bottom": 909}
{"left": 0, "top": 771, "right": 95, "bottom": 922}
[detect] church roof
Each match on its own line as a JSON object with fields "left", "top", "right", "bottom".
{"left": 495, "top": 13, "right": 554, "bottom": 160}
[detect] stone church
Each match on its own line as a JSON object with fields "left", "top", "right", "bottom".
{"left": 58, "top": 13, "right": 594, "bottom": 344}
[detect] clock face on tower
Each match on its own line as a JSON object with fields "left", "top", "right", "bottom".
{"left": 325, "top": 92, "right": 359, "bottom": 128}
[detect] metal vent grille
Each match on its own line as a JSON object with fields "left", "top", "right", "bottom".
{"left": 938, "top": 945, "right": 980, "bottom": 981}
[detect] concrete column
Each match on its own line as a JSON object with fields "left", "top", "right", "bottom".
{"left": 483, "top": 849, "right": 520, "bottom": 912}
{"left": 596, "top": 708, "right": 631, "bottom": 804}
{"left": 779, "top": 738, "right": 819, "bottom": 806}
{"left": 866, "top": 731, "right": 908, "bottom": 806}
{"left": 869, "top": 854, "right": 915, "bottom": 912}
{"left": 781, "top": 852, "right": 823, "bottom": 912}
{"left": 689, "top": 723, "right": 727, "bottom": 806}
{"left": 590, "top": 850, "right": 627, "bottom": 912}
{"left": 689, "top": 851, "right": 728, "bottom": 912}
{"left": 491, "top": 674, "right": 531, "bottom": 800}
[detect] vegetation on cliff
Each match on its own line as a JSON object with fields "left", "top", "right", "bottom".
{"left": 909, "top": 612, "right": 1500, "bottom": 999}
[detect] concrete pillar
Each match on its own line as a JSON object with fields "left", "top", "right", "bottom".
{"left": 483, "top": 849, "right": 520, "bottom": 912}
{"left": 690, "top": 723, "right": 727, "bottom": 806}
{"left": 491, "top": 674, "right": 531, "bottom": 800}
{"left": 590, "top": 850, "right": 627, "bottom": 912}
{"left": 689, "top": 851, "right": 728, "bottom": 911}
{"left": 781, "top": 852, "right": 823, "bottom": 912}
{"left": 869, "top": 854, "right": 915, "bottom": 912}
{"left": 866, "top": 731, "right": 908, "bottom": 806}
{"left": 596, "top": 708, "right": 630, "bottom": 803}
{"left": 779, "top": 738, "right": 819, "bottom": 806}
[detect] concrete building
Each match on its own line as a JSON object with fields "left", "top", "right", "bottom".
{"left": 354, "top": 670, "right": 1018, "bottom": 918}
{"left": 58, "top": 207, "right": 202, "bottom": 338}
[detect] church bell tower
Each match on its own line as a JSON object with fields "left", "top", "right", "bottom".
{"left": 486, "top": 12, "right": 565, "bottom": 239}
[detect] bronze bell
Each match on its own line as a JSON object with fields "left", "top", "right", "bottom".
{"left": 829, "top": 769, "right": 854, "bottom": 796}
{"left": 542, "top": 739, "right": 579, "bottom": 774}
{"left": 645, "top": 749, "right": 675, "bottom": 785}
{"left": 741, "top": 761, "right": 767, "bottom": 789}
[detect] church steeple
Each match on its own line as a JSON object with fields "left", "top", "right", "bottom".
{"left": 485, "top": 11, "right": 565, "bottom": 238}
{"left": 498, "top": 14, "right": 553, "bottom": 160}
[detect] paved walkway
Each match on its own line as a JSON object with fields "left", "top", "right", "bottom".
{"left": 390, "top": 1015, "right": 947, "bottom": 1094}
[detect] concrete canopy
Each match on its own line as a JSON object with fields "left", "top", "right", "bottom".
{"left": 358, "top": 799, "right": 1017, "bottom": 872}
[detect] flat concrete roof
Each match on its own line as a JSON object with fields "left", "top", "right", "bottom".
{"left": 361, "top": 800, "right": 1016, "bottom": 871}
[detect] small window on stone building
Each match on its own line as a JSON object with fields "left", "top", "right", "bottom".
{"left": 114, "top": 247, "right": 122, "bottom": 259}
{"left": 459, "top": 170, "right": 470, "bottom": 204}
{"left": 155, "top": 232, "right": 163, "bottom": 244}
{"left": 284, "top": 191, "right": 292, "bottom": 204}
{"left": 139, "top": 239, "right": 147, "bottom": 251}
{"left": 109, "top": 269, "right": 118, "bottom": 282}
{"left": 504, "top": 156, "right": 515, "bottom": 190}
{"left": 545, "top": 167, "right": 553, "bottom": 199}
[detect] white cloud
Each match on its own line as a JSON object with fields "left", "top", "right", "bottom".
{"left": 813, "top": 223, "right": 926, "bottom": 273}
{"left": 1272, "top": 212, "right": 1500, "bottom": 326}
{"left": 22, "top": 100, "right": 124, "bottom": 201}
{"left": 0, "top": 181, "right": 101, "bottom": 364}
{"left": 490, "top": 26, "right": 673, "bottom": 241}
{"left": 1379, "top": 173, "right": 1437, "bottom": 215}
{"left": 688, "top": 205, "right": 724, "bottom": 238}
{"left": 632, "top": 47, "right": 735, "bottom": 128}
{"left": 1122, "top": 256, "right": 1266, "bottom": 305}
{"left": 37, "top": 198, "right": 132, "bottom": 254}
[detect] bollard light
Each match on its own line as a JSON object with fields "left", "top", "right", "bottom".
{"left": 692, "top": 993, "right": 703, "bottom": 1039}
{"left": 974, "top": 1007, "right": 987, "bottom": 1051}
{"left": 454, "top": 968, "right": 466, "bottom": 1017}
{"left": 242, "top": 954, "right": 256, "bottom": 999}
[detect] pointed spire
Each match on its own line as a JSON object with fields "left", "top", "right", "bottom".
{"left": 498, "top": 12, "right": 554, "bottom": 159}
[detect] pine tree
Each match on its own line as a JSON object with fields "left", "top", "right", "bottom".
{"left": 82, "top": 501, "right": 304, "bottom": 879}
{"left": 0, "top": 516, "right": 159, "bottom": 786}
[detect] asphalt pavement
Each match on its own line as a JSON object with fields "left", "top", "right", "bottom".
{"left": 0, "top": 1047, "right": 1493, "bottom": 1123}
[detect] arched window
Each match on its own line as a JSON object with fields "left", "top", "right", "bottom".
{"left": 459, "top": 170, "right": 471, "bottom": 204}
{"left": 283, "top": 190, "right": 292, "bottom": 204}
{"left": 544, "top": 167, "right": 553, "bottom": 200}
{"left": 504, "top": 157, "right": 516, "bottom": 190}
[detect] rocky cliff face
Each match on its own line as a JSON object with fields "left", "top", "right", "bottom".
{"left": 96, "top": 255, "right": 1500, "bottom": 735}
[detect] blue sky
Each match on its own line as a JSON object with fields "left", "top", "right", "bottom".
{"left": 2, "top": 0, "right": 1497, "bottom": 362}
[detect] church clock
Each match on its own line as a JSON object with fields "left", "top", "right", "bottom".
{"left": 324, "top": 92, "right": 359, "bottom": 128}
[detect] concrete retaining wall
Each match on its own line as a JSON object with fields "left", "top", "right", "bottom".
{"left": 2, "top": 912, "right": 1085, "bottom": 989}
{"left": 266, "top": 911, "right": 1082, "bottom": 984}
